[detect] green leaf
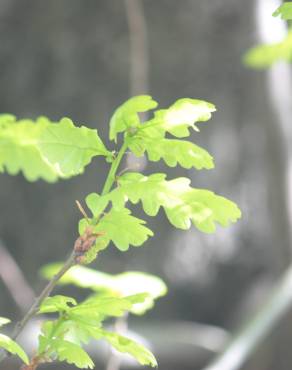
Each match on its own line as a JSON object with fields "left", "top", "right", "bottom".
{"left": 98, "top": 329, "right": 157, "bottom": 367}
{"left": 0, "top": 334, "right": 29, "bottom": 364}
{"left": 142, "top": 98, "right": 216, "bottom": 138}
{"left": 243, "top": 29, "right": 292, "bottom": 69}
{"left": 0, "top": 115, "right": 110, "bottom": 182}
{"left": 85, "top": 193, "right": 108, "bottom": 216}
{"left": 273, "top": 2, "right": 292, "bottom": 19}
{"left": 57, "top": 320, "right": 97, "bottom": 346}
{"left": 164, "top": 188, "right": 241, "bottom": 232}
{"left": 109, "top": 95, "right": 158, "bottom": 142}
{"left": 38, "top": 295, "right": 77, "bottom": 314}
{"left": 90, "top": 207, "right": 153, "bottom": 251}
{"left": 0, "top": 116, "right": 59, "bottom": 181}
{"left": 50, "top": 338, "right": 94, "bottom": 369}
{"left": 37, "top": 117, "right": 110, "bottom": 177}
{"left": 0, "top": 317, "right": 10, "bottom": 327}
{"left": 70, "top": 294, "right": 148, "bottom": 322}
{"left": 98, "top": 173, "right": 241, "bottom": 232}
{"left": 129, "top": 137, "right": 214, "bottom": 169}
{"left": 41, "top": 265, "right": 167, "bottom": 315}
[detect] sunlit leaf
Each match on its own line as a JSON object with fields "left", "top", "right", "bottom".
{"left": 129, "top": 137, "right": 214, "bottom": 169}
{"left": 0, "top": 115, "right": 110, "bottom": 182}
{"left": 70, "top": 294, "right": 147, "bottom": 319}
{"left": 38, "top": 117, "right": 110, "bottom": 177}
{"left": 98, "top": 329, "right": 157, "bottom": 367}
{"left": 50, "top": 338, "right": 94, "bottom": 369}
{"left": 92, "top": 173, "right": 241, "bottom": 233}
{"left": 142, "top": 98, "right": 216, "bottom": 138}
{"left": 109, "top": 95, "right": 158, "bottom": 142}
{"left": 0, "top": 334, "right": 29, "bottom": 364}
{"left": 243, "top": 29, "right": 292, "bottom": 69}
{"left": 41, "top": 264, "right": 167, "bottom": 314}
{"left": 273, "top": 2, "right": 292, "bottom": 19}
{"left": 89, "top": 207, "right": 153, "bottom": 251}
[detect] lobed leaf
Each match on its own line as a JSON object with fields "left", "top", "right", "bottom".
{"left": 243, "top": 29, "right": 292, "bottom": 69}
{"left": 0, "top": 334, "right": 29, "bottom": 365}
{"left": 49, "top": 338, "right": 94, "bottom": 369}
{"left": 87, "top": 173, "right": 241, "bottom": 233}
{"left": 129, "top": 137, "right": 214, "bottom": 170}
{"left": 81, "top": 207, "right": 153, "bottom": 251}
{"left": 273, "top": 2, "right": 292, "bottom": 20}
{"left": 41, "top": 264, "right": 167, "bottom": 314}
{"left": 141, "top": 98, "right": 216, "bottom": 138}
{"left": 70, "top": 293, "right": 147, "bottom": 319}
{"left": 98, "top": 329, "right": 157, "bottom": 367}
{"left": 109, "top": 95, "right": 158, "bottom": 142}
{"left": 0, "top": 115, "right": 110, "bottom": 182}
{"left": 38, "top": 295, "right": 77, "bottom": 314}
{"left": 38, "top": 117, "right": 110, "bottom": 177}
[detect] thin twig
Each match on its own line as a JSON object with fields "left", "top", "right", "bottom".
{"left": 0, "top": 251, "right": 76, "bottom": 363}
{"left": 75, "top": 200, "right": 90, "bottom": 223}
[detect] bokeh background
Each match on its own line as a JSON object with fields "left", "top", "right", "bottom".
{"left": 1, "top": 0, "right": 292, "bottom": 369}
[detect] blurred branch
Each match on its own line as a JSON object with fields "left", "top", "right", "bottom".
{"left": 124, "top": 0, "right": 149, "bottom": 96}
{"left": 0, "top": 251, "right": 75, "bottom": 364}
{"left": 0, "top": 239, "right": 35, "bottom": 312}
{"left": 201, "top": 265, "right": 292, "bottom": 370}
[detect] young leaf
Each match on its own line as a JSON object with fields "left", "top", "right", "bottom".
{"left": 142, "top": 98, "right": 216, "bottom": 138}
{"left": 59, "top": 320, "right": 95, "bottom": 346}
{"left": 37, "top": 117, "right": 110, "bottom": 177}
{"left": 91, "top": 207, "right": 153, "bottom": 251}
{"left": 273, "top": 2, "right": 292, "bottom": 20}
{"left": 69, "top": 294, "right": 148, "bottom": 323}
{"left": 0, "top": 115, "right": 110, "bottom": 181}
{"left": 0, "top": 116, "right": 59, "bottom": 181}
{"left": 38, "top": 295, "right": 77, "bottom": 314}
{"left": 109, "top": 95, "right": 158, "bottom": 142}
{"left": 129, "top": 137, "right": 214, "bottom": 169}
{"left": 243, "top": 30, "right": 292, "bottom": 69}
{"left": 164, "top": 188, "right": 241, "bottom": 232}
{"left": 0, "top": 334, "right": 29, "bottom": 365}
{"left": 98, "top": 329, "right": 157, "bottom": 367}
{"left": 85, "top": 193, "right": 109, "bottom": 216}
{"left": 50, "top": 338, "right": 94, "bottom": 369}
{"left": 96, "top": 173, "right": 241, "bottom": 232}
{"left": 41, "top": 264, "right": 167, "bottom": 314}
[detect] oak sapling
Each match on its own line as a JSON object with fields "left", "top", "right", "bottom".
{"left": 0, "top": 95, "right": 241, "bottom": 369}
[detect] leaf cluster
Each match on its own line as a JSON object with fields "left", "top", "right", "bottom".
{"left": 0, "top": 115, "right": 111, "bottom": 182}
{"left": 36, "top": 294, "right": 157, "bottom": 368}
{"left": 0, "top": 95, "right": 242, "bottom": 369}
{"left": 41, "top": 264, "right": 168, "bottom": 315}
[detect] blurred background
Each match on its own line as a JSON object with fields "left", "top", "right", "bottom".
{"left": 1, "top": 0, "right": 292, "bottom": 369}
